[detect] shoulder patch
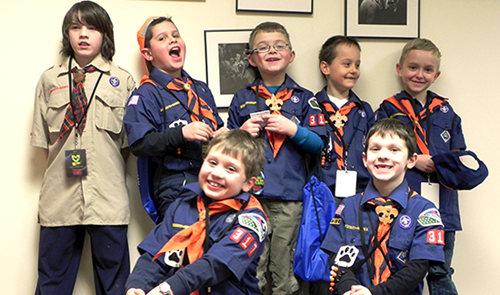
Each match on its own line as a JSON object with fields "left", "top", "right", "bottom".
{"left": 128, "top": 95, "right": 139, "bottom": 106}
{"left": 417, "top": 208, "right": 443, "bottom": 227}
{"left": 335, "top": 204, "right": 345, "bottom": 216}
{"left": 308, "top": 97, "right": 321, "bottom": 110}
{"left": 238, "top": 213, "right": 268, "bottom": 242}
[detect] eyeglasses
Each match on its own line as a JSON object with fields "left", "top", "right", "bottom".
{"left": 245, "top": 43, "right": 290, "bottom": 55}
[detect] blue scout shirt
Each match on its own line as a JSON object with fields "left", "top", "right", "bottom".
{"left": 129, "top": 183, "right": 267, "bottom": 295}
{"left": 376, "top": 90, "right": 466, "bottom": 231}
{"left": 321, "top": 180, "right": 445, "bottom": 295}
{"left": 315, "top": 87, "right": 374, "bottom": 193}
{"left": 124, "top": 68, "right": 224, "bottom": 172}
{"left": 227, "top": 76, "right": 326, "bottom": 201}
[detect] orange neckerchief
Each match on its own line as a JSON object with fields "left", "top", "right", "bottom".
{"left": 384, "top": 95, "right": 445, "bottom": 155}
{"left": 140, "top": 75, "right": 218, "bottom": 130}
{"left": 322, "top": 101, "right": 357, "bottom": 169}
{"left": 167, "top": 78, "right": 218, "bottom": 130}
{"left": 251, "top": 85, "right": 294, "bottom": 158}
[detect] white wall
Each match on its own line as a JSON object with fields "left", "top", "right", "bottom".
{"left": 1, "top": 0, "right": 498, "bottom": 294}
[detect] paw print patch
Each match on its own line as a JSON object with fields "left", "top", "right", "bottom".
{"left": 334, "top": 245, "right": 359, "bottom": 268}
{"left": 164, "top": 248, "right": 185, "bottom": 268}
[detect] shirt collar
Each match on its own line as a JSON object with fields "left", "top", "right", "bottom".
{"left": 315, "top": 87, "right": 363, "bottom": 107}
{"left": 57, "top": 54, "right": 110, "bottom": 76}
{"left": 361, "top": 180, "right": 411, "bottom": 209}
{"left": 149, "top": 67, "right": 189, "bottom": 86}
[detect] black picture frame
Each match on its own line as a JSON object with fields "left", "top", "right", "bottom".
{"left": 345, "top": 0, "right": 420, "bottom": 39}
{"left": 236, "top": 0, "right": 313, "bottom": 14}
{"left": 204, "top": 29, "right": 255, "bottom": 108}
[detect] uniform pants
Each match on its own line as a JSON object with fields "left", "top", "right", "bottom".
{"left": 427, "top": 231, "right": 458, "bottom": 295}
{"left": 35, "top": 225, "right": 129, "bottom": 295}
{"left": 257, "top": 200, "right": 302, "bottom": 295}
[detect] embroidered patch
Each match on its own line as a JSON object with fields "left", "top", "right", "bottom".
{"left": 291, "top": 95, "right": 300, "bottom": 103}
{"left": 308, "top": 97, "right": 321, "bottom": 110}
{"left": 169, "top": 119, "right": 188, "bottom": 128}
{"left": 291, "top": 115, "right": 301, "bottom": 125}
{"left": 335, "top": 204, "right": 345, "bottom": 216}
{"left": 248, "top": 242, "right": 259, "bottom": 257}
{"left": 318, "top": 114, "right": 326, "bottom": 126}
{"left": 109, "top": 76, "right": 120, "bottom": 87}
{"left": 238, "top": 213, "right": 268, "bottom": 242}
{"left": 427, "top": 229, "right": 445, "bottom": 245}
{"left": 334, "top": 245, "right": 359, "bottom": 268}
{"left": 239, "top": 234, "right": 255, "bottom": 250}
{"left": 331, "top": 217, "right": 341, "bottom": 225}
{"left": 309, "top": 115, "right": 317, "bottom": 126}
{"left": 225, "top": 213, "right": 236, "bottom": 223}
{"left": 230, "top": 227, "right": 247, "bottom": 243}
{"left": 359, "top": 109, "right": 366, "bottom": 118}
{"left": 397, "top": 250, "right": 408, "bottom": 263}
{"left": 253, "top": 172, "right": 264, "bottom": 195}
{"left": 399, "top": 215, "right": 412, "bottom": 229}
{"left": 440, "top": 105, "right": 449, "bottom": 114}
{"left": 417, "top": 208, "right": 443, "bottom": 227}
{"left": 128, "top": 95, "right": 139, "bottom": 106}
{"left": 164, "top": 248, "right": 185, "bottom": 268}
{"left": 440, "top": 130, "right": 451, "bottom": 143}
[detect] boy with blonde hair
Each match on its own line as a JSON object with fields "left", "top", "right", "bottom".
{"left": 376, "top": 38, "right": 466, "bottom": 294}
{"left": 228, "top": 21, "right": 325, "bottom": 294}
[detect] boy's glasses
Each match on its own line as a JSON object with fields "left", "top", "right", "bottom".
{"left": 245, "top": 43, "right": 290, "bottom": 55}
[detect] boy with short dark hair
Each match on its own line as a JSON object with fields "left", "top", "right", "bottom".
{"left": 124, "top": 16, "right": 226, "bottom": 223}
{"left": 227, "top": 21, "right": 325, "bottom": 294}
{"left": 321, "top": 118, "right": 445, "bottom": 295}
{"left": 376, "top": 38, "right": 466, "bottom": 294}
{"left": 125, "top": 129, "right": 267, "bottom": 295}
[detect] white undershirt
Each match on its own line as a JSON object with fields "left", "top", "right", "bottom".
{"left": 328, "top": 94, "right": 349, "bottom": 109}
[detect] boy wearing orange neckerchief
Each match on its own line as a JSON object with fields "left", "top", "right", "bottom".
{"left": 126, "top": 130, "right": 267, "bottom": 295}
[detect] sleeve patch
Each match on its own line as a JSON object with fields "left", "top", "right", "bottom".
{"left": 309, "top": 115, "right": 317, "bottom": 126}
{"left": 335, "top": 204, "right": 345, "bottom": 216}
{"left": 239, "top": 234, "right": 255, "bottom": 250}
{"left": 330, "top": 217, "right": 341, "bottom": 225}
{"left": 308, "top": 97, "right": 321, "bottom": 110}
{"left": 128, "top": 95, "right": 139, "bottom": 106}
{"left": 318, "top": 114, "right": 326, "bottom": 125}
{"left": 427, "top": 229, "right": 445, "bottom": 245}
{"left": 238, "top": 213, "right": 268, "bottom": 242}
{"left": 417, "top": 208, "right": 443, "bottom": 227}
{"left": 248, "top": 242, "right": 259, "bottom": 257}
{"left": 229, "top": 227, "right": 247, "bottom": 243}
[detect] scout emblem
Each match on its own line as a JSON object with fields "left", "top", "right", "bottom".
{"left": 266, "top": 94, "right": 284, "bottom": 112}
{"left": 375, "top": 205, "right": 399, "bottom": 225}
{"left": 330, "top": 111, "right": 348, "bottom": 128}
{"left": 183, "top": 83, "right": 191, "bottom": 91}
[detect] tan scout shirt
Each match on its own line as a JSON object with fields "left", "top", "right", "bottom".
{"left": 31, "top": 55, "right": 136, "bottom": 226}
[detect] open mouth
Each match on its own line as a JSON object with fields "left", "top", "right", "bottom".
{"left": 208, "top": 180, "right": 224, "bottom": 188}
{"left": 78, "top": 42, "right": 90, "bottom": 47}
{"left": 265, "top": 57, "right": 280, "bottom": 62}
{"left": 169, "top": 46, "right": 181, "bottom": 57}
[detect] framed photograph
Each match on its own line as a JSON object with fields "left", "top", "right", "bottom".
{"left": 345, "top": 0, "right": 420, "bottom": 39}
{"left": 204, "top": 29, "right": 255, "bottom": 108}
{"left": 236, "top": 0, "right": 313, "bottom": 14}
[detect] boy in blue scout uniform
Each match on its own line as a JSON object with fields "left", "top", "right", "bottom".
{"left": 321, "top": 118, "right": 445, "bottom": 295}
{"left": 125, "top": 129, "right": 268, "bottom": 295}
{"left": 30, "top": 1, "right": 135, "bottom": 294}
{"left": 124, "top": 16, "right": 226, "bottom": 223}
{"left": 315, "top": 36, "right": 374, "bottom": 204}
{"left": 227, "top": 22, "right": 325, "bottom": 294}
{"left": 376, "top": 39, "right": 465, "bottom": 294}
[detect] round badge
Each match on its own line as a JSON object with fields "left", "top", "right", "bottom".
{"left": 291, "top": 96, "right": 300, "bottom": 103}
{"left": 440, "top": 105, "right": 449, "bottom": 114}
{"left": 109, "top": 76, "right": 120, "bottom": 87}
{"left": 399, "top": 215, "right": 412, "bottom": 229}
{"left": 359, "top": 110, "right": 366, "bottom": 118}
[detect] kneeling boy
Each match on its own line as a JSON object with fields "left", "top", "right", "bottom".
{"left": 321, "top": 118, "right": 445, "bottom": 295}
{"left": 126, "top": 129, "right": 267, "bottom": 295}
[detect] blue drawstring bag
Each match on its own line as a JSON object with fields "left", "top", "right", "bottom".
{"left": 293, "top": 175, "right": 336, "bottom": 282}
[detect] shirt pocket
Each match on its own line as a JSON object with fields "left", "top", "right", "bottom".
{"left": 430, "top": 116, "right": 452, "bottom": 154}
{"left": 46, "top": 90, "right": 70, "bottom": 134}
{"left": 388, "top": 236, "right": 411, "bottom": 266}
{"left": 95, "top": 91, "right": 126, "bottom": 134}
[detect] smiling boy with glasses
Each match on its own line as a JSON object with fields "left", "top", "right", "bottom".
{"left": 227, "top": 21, "right": 326, "bottom": 295}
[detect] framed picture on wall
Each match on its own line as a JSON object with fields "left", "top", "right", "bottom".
{"left": 236, "top": 0, "right": 313, "bottom": 14}
{"left": 345, "top": 0, "right": 420, "bottom": 39}
{"left": 204, "top": 29, "right": 255, "bottom": 108}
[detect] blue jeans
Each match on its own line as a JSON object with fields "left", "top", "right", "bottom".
{"left": 427, "top": 231, "right": 458, "bottom": 295}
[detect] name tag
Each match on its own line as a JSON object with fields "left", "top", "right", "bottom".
{"left": 65, "top": 149, "right": 88, "bottom": 177}
{"left": 421, "top": 182, "right": 440, "bottom": 208}
{"left": 335, "top": 170, "right": 357, "bottom": 198}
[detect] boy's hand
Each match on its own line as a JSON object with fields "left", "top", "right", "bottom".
{"left": 182, "top": 121, "right": 213, "bottom": 142}
{"left": 415, "top": 154, "right": 436, "bottom": 173}
{"left": 349, "top": 285, "right": 372, "bottom": 295}
{"left": 146, "top": 284, "right": 175, "bottom": 295}
{"left": 241, "top": 117, "right": 264, "bottom": 137}
{"left": 263, "top": 114, "right": 297, "bottom": 137}
{"left": 126, "top": 288, "right": 146, "bottom": 295}
{"left": 213, "top": 126, "right": 229, "bottom": 138}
